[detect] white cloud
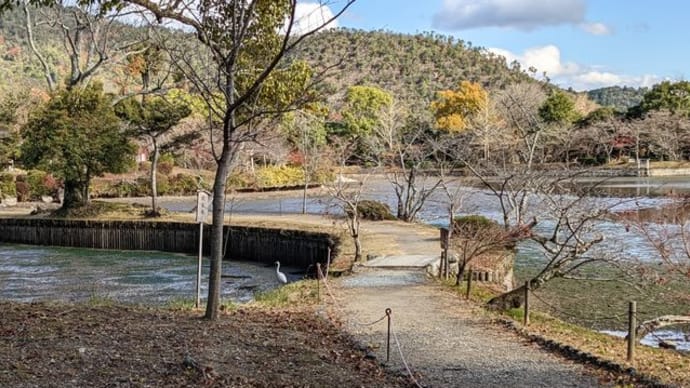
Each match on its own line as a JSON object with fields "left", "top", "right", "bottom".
{"left": 291, "top": 3, "right": 338, "bottom": 36}
{"left": 488, "top": 45, "right": 661, "bottom": 90}
{"left": 580, "top": 22, "right": 612, "bottom": 35}
{"left": 433, "top": 0, "right": 586, "bottom": 31}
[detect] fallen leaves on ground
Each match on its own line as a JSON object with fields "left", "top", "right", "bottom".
{"left": 0, "top": 302, "right": 407, "bottom": 387}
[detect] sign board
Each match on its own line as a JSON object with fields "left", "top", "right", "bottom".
{"left": 196, "top": 190, "right": 210, "bottom": 223}
{"left": 440, "top": 227, "right": 449, "bottom": 249}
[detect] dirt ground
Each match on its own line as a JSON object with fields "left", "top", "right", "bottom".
{"left": 0, "top": 301, "right": 406, "bottom": 387}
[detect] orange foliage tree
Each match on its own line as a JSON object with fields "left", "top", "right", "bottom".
{"left": 431, "top": 81, "right": 488, "bottom": 132}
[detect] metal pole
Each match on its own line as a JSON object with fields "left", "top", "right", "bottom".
{"left": 524, "top": 280, "right": 530, "bottom": 326}
{"left": 627, "top": 301, "right": 636, "bottom": 362}
{"left": 196, "top": 222, "right": 203, "bottom": 308}
{"left": 386, "top": 308, "right": 392, "bottom": 362}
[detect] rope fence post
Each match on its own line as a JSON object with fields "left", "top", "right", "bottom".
{"left": 627, "top": 301, "right": 636, "bottom": 362}
{"left": 316, "top": 263, "right": 321, "bottom": 303}
{"left": 524, "top": 280, "right": 530, "bottom": 327}
{"left": 466, "top": 267, "right": 473, "bottom": 299}
{"left": 386, "top": 308, "right": 392, "bottom": 363}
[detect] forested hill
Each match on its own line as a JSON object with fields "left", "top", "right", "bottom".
{"left": 586, "top": 86, "right": 648, "bottom": 111}
{"left": 294, "top": 28, "right": 533, "bottom": 104}
{"left": 1, "top": 8, "right": 535, "bottom": 107}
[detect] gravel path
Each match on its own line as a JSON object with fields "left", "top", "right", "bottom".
{"left": 335, "top": 269, "right": 603, "bottom": 387}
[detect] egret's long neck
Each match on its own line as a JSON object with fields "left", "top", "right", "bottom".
{"left": 276, "top": 263, "right": 280, "bottom": 272}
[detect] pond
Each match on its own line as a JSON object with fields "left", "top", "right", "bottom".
{"left": 0, "top": 244, "right": 292, "bottom": 305}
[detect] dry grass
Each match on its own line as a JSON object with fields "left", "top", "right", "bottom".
{"left": 449, "top": 281, "right": 690, "bottom": 387}
{"left": 518, "top": 312, "right": 690, "bottom": 387}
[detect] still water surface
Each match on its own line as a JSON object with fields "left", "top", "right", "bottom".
{"left": 0, "top": 244, "right": 288, "bottom": 304}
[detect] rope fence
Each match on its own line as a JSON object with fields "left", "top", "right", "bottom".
{"left": 316, "top": 265, "right": 423, "bottom": 387}
{"left": 530, "top": 290, "right": 629, "bottom": 324}
{"left": 523, "top": 285, "right": 680, "bottom": 363}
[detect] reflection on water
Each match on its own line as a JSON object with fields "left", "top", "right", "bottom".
{"left": 0, "top": 244, "right": 290, "bottom": 304}
{"left": 586, "top": 176, "right": 690, "bottom": 197}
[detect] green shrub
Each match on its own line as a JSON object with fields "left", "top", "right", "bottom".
{"left": 27, "top": 170, "right": 50, "bottom": 199}
{"left": 452, "top": 215, "right": 499, "bottom": 233}
{"left": 312, "top": 168, "right": 335, "bottom": 184}
{"left": 0, "top": 172, "right": 16, "bottom": 197}
{"left": 113, "top": 180, "right": 145, "bottom": 197}
{"left": 227, "top": 171, "right": 252, "bottom": 189}
{"left": 138, "top": 161, "right": 151, "bottom": 173}
{"left": 156, "top": 174, "right": 170, "bottom": 195}
{"left": 347, "top": 200, "right": 396, "bottom": 221}
{"left": 168, "top": 173, "right": 199, "bottom": 195}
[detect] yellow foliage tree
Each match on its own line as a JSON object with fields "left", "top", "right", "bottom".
{"left": 431, "top": 81, "right": 488, "bottom": 132}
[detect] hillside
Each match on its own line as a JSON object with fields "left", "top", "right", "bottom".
{"left": 0, "top": 11, "right": 535, "bottom": 108}
{"left": 295, "top": 28, "right": 533, "bottom": 106}
{"left": 586, "top": 86, "right": 647, "bottom": 111}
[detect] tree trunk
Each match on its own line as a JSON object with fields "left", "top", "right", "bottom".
{"left": 149, "top": 138, "right": 160, "bottom": 216}
{"left": 455, "top": 260, "right": 467, "bottom": 286}
{"left": 353, "top": 233, "right": 362, "bottom": 262}
{"left": 348, "top": 211, "right": 362, "bottom": 262}
{"left": 204, "top": 153, "right": 231, "bottom": 320}
{"left": 487, "top": 277, "right": 546, "bottom": 310}
{"left": 61, "top": 179, "right": 86, "bottom": 209}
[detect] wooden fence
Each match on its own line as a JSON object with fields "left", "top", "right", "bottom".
{"left": 0, "top": 218, "right": 338, "bottom": 270}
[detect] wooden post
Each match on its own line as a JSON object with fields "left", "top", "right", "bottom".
{"left": 627, "top": 301, "right": 636, "bottom": 362}
{"left": 316, "top": 263, "right": 321, "bottom": 303}
{"left": 466, "top": 267, "right": 473, "bottom": 299}
{"left": 524, "top": 280, "right": 530, "bottom": 327}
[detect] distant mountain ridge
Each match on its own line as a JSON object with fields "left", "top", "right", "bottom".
{"left": 586, "top": 86, "right": 648, "bottom": 111}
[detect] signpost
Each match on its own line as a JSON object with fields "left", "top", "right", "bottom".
{"left": 195, "top": 190, "right": 210, "bottom": 308}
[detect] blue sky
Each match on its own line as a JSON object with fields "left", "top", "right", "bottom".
{"left": 306, "top": 0, "right": 688, "bottom": 91}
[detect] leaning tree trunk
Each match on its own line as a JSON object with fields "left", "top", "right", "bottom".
{"left": 487, "top": 277, "right": 548, "bottom": 310}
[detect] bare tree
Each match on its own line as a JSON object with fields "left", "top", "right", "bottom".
{"left": 325, "top": 139, "right": 369, "bottom": 262}
{"left": 127, "top": 0, "right": 356, "bottom": 319}
{"left": 369, "top": 106, "right": 441, "bottom": 222}
{"left": 639, "top": 110, "right": 690, "bottom": 161}
{"left": 627, "top": 200, "right": 690, "bottom": 339}
{"left": 465, "top": 164, "right": 627, "bottom": 309}
{"left": 495, "top": 82, "right": 548, "bottom": 169}
{"left": 282, "top": 108, "right": 327, "bottom": 214}
{"left": 467, "top": 96, "right": 510, "bottom": 161}
{"left": 23, "top": 0, "right": 154, "bottom": 93}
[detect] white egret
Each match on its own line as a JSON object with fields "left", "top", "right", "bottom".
{"left": 274, "top": 261, "right": 288, "bottom": 284}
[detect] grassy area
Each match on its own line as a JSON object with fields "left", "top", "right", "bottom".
{"left": 253, "top": 280, "right": 321, "bottom": 308}
{"left": 514, "top": 262, "right": 690, "bottom": 331}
